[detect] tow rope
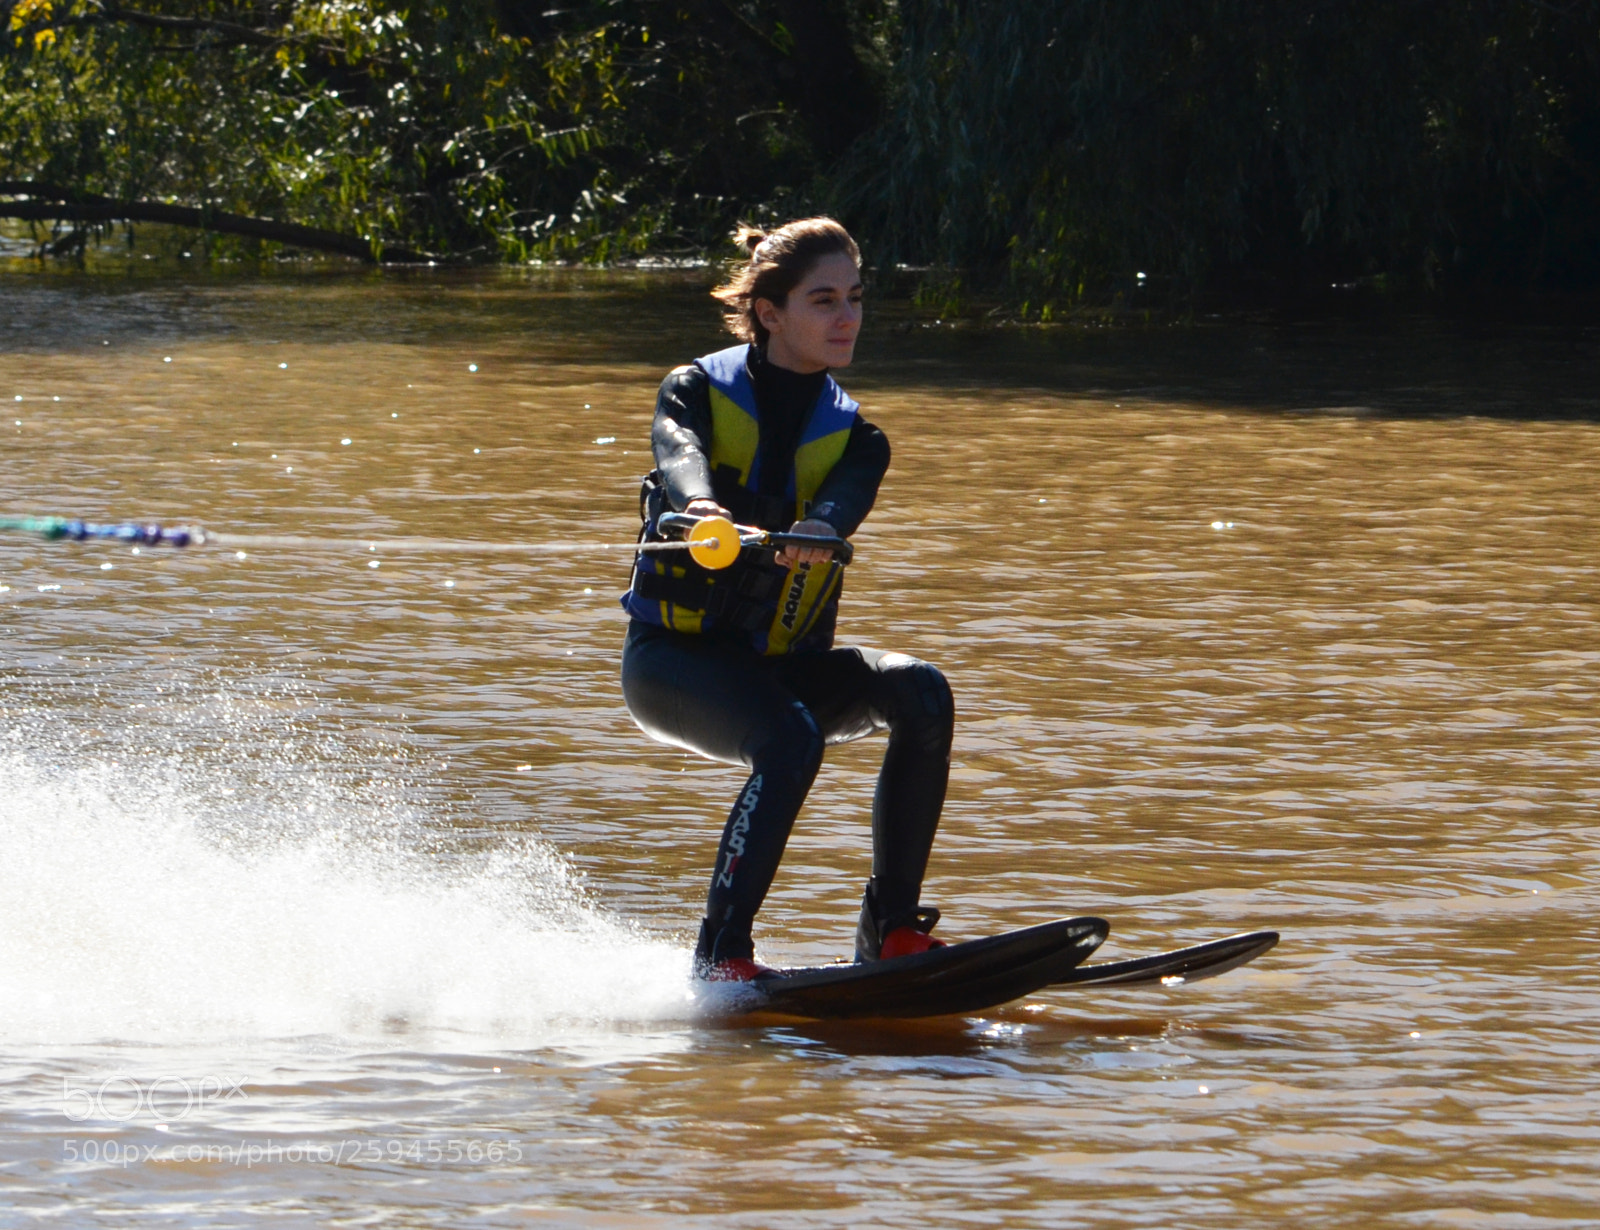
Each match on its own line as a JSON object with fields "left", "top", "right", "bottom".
{"left": 0, "top": 512, "right": 851, "bottom": 572}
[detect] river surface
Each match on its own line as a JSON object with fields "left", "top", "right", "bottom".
{"left": 1, "top": 271, "right": 1598, "bottom": 1227}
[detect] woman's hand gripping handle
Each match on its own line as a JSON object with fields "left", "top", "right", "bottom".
{"left": 661, "top": 506, "right": 854, "bottom": 569}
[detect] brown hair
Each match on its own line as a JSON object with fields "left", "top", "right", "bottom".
{"left": 711, "top": 217, "right": 862, "bottom": 346}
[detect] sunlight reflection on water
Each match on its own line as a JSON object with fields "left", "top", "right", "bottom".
{"left": 2, "top": 272, "right": 1598, "bottom": 1226}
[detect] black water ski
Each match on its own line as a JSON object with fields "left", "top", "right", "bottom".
{"left": 1053, "top": 930, "right": 1279, "bottom": 988}
{"left": 744, "top": 916, "right": 1109, "bottom": 1020}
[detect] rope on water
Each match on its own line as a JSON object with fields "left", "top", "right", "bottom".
{"left": 0, "top": 516, "right": 701, "bottom": 556}
{"left": 205, "top": 532, "right": 701, "bottom": 556}
{"left": 0, "top": 511, "right": 732, "bottom": 559}
{"left": 1, "top": 510, "right": 851, "bottom": 570}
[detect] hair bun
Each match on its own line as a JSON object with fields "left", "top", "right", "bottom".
{"left": 732, "top": 224, "right": 768, "bottom": 258}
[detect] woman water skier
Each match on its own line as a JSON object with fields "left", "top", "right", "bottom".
{"left": 620, "top": 217, "right": 956, "bottom": 982}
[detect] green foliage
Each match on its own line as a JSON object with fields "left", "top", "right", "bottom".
{"left": 4, "top": 1, "right": 1597, "bottom": 296}
{"left": 0, "top": 1, "right": 741, "bottom": 259}
{"left": 0, "top": 0, "right": 889, "bottom": 260}
{"left": 5, "top": 5, "right": 457, "bottom": 254}
{"left": 839, "top": 0, "right": 1600, "bottom": 303}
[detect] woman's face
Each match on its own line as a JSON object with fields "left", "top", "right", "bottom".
{"left": 756, "top": 252, "right": 863, "bottom": 373}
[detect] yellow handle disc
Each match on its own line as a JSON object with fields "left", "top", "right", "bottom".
{"left": 687, "top": 516, "right": 742, "bottom": 570}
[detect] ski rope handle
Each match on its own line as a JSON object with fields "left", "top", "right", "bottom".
{"left": 655, "top": 512, "right": 854, "bottom": 568}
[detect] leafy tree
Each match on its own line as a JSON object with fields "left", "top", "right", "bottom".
{"left": 4, "top": 0, "right": 1597, "bottom": 300}
{"left": 1, "top": 0, "right": 636, "bottom": 257}
{"left": 839, "top": 0, "right": 1600, "bottom": 305}
{"left": 0, "top": 0, "right": 888, "bottom": 260}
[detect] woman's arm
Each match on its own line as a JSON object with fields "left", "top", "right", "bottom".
{"left": 778, "top": 418, "right": 889, "bottom": 566}
{"left": 652, "top": 366, "right": 721, "bottom": 513}
{"left": 806, "top": 418, "right": 890, "bottom": 538}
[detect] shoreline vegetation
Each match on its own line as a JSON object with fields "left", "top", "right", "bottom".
{"left": 3, "top": 2, "right": 1598, "bottom": 315}
{"left": 5, "top": 217, "right": 1599, "bottom": 335}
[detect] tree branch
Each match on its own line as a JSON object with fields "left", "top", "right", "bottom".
{"left": 0, "top": 184, "right": 432, "bottom": 263}
{"left": 10, "top": 3, "right": 361, "bottom": 59}
{"left": 94, "top": 3, "right": 282, "bottom": 47}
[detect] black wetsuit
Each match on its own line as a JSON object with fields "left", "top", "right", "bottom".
{"left": 620, "top": 347, "right": 954, "bottom": 966}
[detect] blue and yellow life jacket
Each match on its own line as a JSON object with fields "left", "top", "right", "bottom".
{"left": 622, "top": 344, "right": 859, "bottom": 655}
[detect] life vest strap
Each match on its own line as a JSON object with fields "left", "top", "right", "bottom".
{"left": 632, "top": 564, "right": 788, "bottom": 634}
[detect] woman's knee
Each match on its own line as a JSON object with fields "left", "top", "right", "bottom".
{"left": 744, "top": 699, "right": 826, "bottom": 784}
{"left": 875, "top": 654, "right": 954, "bottom": 751}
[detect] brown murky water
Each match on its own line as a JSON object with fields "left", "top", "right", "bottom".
{"left": 2, "top": 272, "right": 1599, "bottom": 1227}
